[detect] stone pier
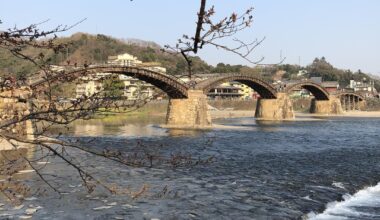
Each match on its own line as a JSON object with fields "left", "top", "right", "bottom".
{"left": 358, "top": 100, "right": 366, "bottom": 111}
{"left": 310, "top": 96, "right": 343, "bottom": 115}
{"left": 255, "top": 93, "right": 295, "bottom": 120}
{"left": 166, "top": 90, "right": 211, "bottom": 128}
{"left": 0, "top": 88, "right": 35, "bottom": 149}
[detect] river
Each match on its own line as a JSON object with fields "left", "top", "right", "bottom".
{"left": 1, "top": 114, "right": 380, "bottom": 219}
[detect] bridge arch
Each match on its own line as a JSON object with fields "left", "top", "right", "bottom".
{"left": 285, "top": 81, "right": 330, "bottom": 100}
{"left": 195, "top": 74, "right": 277, "bottom": 99}
{"left": 335, "top": 92, "right": 365, "bottom": 101}
{"left": 29, "top": 65, "right": 189, "bottom": 98}
{"left": 336, "top": 92, "right": 366, "bottom": 111}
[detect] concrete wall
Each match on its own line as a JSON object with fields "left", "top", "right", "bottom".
{"left": 255, "top": 93, "right": 295, "bottom": 120}
{"left": 166, "top": 90, "right": 211, "bottom": 128}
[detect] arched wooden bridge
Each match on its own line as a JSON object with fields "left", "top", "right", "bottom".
{"left": 284, "top": 81, "right": 330, "bottom": 100}
{"left": 29, "top": 65, "right": 189, "bottom": 99}
{"left": 335, "top": 91, "right": 366, "bottom": 111}
{"left": 194, "top": 73, "right": 278, "bottom": 99}
{"left": 2, "top": 66, "right": 367, "bottom": 130}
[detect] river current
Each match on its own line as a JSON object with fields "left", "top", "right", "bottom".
{"left": 1, "top": 116, "right": 380, "bottom": 219}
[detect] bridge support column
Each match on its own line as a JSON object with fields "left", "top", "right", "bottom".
{"left": 0, "top": 88, "right": 35, "bottom": 150}
{"left": 166, "top": 90, "right": 211, "bottom": 128}
{"left": 255, "top": 93, "right": 295, "bottom": 120}
{"left": 310, "top": 96, "right": 343, "bottom": 114}
{"left": 358, "top": 100, "right": 366, "bottom": 111}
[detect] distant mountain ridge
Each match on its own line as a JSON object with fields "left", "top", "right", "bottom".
{"left": 121, "top": 38, "right": 161, "bottom": 49}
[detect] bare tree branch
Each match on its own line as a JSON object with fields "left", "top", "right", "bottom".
{"left": 163, "top": 0, "right": 265, "bottom": 83}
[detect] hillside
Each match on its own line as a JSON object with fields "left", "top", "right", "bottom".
{"left": 0, "top": 33, "right": 379, "bottom": 92}
{"left": 276, "top": 57, "right": 380, "bottom": 91}
{"left": 0, "top": 33, "right": 212, "bottom": 78}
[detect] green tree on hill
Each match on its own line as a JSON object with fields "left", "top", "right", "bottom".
{"left": 211, "top": 63, "right": 242, "bottom": 73}
{"left": 307, "top": 57, "right": 340, "bottom": 81}
{"left": 103, "top": 77, "right": 125, "bottom": 99}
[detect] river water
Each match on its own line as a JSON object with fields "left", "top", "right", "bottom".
{"left": 1, "top": 115, "right": 380, "bottom": 219}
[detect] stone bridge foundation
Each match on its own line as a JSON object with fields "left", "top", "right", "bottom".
{"left": 310, "top": 96, "right": 343, "bottom": 115}
{"left": 166, "top": 90, "right": 211, "bottom": 128}
{"left": 255, "top": 93, "right": 295, "bottom": 120}
{"left": 358, "top": 100, "right": 366, "bottom": 111}
{"left": 0, "top": 89, "right": 35, "bottom": 148}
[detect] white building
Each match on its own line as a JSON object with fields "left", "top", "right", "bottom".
{"left": 297, "top": 70, "right": 308, "bottom": 77}
{"left": 348, "top": 79, "right": 377, "bottom": 97}
{"left": 108, "top": 53, "right": 143, "bottom": 66}
{"left": 76, "top": 80, "right": 103, "bottom": 98}
{"left": 349, "top": 80, "right": 375, "bottom": 92}
{"left": 108, "top": 53, "right": 166, "bottom": 74}
{"left": 119, "top": 75, "right": 155, "bottom": 100}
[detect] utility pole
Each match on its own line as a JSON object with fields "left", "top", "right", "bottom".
{"left": 298, "top": 56, "right": 301, "bottom": 67}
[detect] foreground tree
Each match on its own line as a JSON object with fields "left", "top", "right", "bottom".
{"left": 164, "top": 0, "right": 266, "bottom": 81}
{"left": 0, "top": 19, "right": 211, "bottom": 204}
{"left": 0, "top": 0, "right": 258, "bottom": 204}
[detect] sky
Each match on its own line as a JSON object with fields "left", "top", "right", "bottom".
{"left": 1, "top": 0, "right": 379, "bottom": 75}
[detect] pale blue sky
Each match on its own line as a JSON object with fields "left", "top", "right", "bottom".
{"left": 1, "top": 0, "right": 379, "bottom": 74}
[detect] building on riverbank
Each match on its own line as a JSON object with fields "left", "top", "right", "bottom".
{"left": 207, "top": 81, "right": 256, "bottom": 100}
{"left": 118, "top": 75, "right": 155, "bottom": 100}
{"left": 76, "top": 73, "right": 156, "bottom": 100}
{"left": 76, "top": 80, "right": 103, "bottom": 98}
{"left": 321, "top": 81, "right": 339, "bottom": 93}
{"left": 175, "top": 73, "right": 256, "bottom": 100}
{"left": 346, "top": 79, "right": 378, "bottom": 97}
{"left": 207, "top": 85, "right": 242, "bottom": 99}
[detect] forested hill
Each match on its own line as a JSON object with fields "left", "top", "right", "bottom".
{"left": 0, "top": 33, "right": 379, "bottom": 91}
{"left": 0, "top": 33, "right": 212, "bottom": 78}
{"left": 277, "top": 57, "right": 380, "bottom": 91}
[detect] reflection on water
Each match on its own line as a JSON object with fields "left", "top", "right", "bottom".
{"left": 74, "top": 124, "right": 105, "bottom": 136}
{"left": 72, "top": 114, "right": 166, "bottom": 137}
{"left": 47, "top": 112, "right": 306, "bottom": 138}
{"left": 166, "top": 128, "right": 206, "bottom": 137}
{"left": 71, "top": 114, "right": 212, "bottom": 137}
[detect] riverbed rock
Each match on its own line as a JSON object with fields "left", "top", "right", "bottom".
{"left": 25, "top": 208, "right": 38, "bottom": 215}
{"left": 13, "top": 204, "right": 24, "bottom": 210}
{"left": 93, "top": 206, "right": 112, "bottom": 210}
